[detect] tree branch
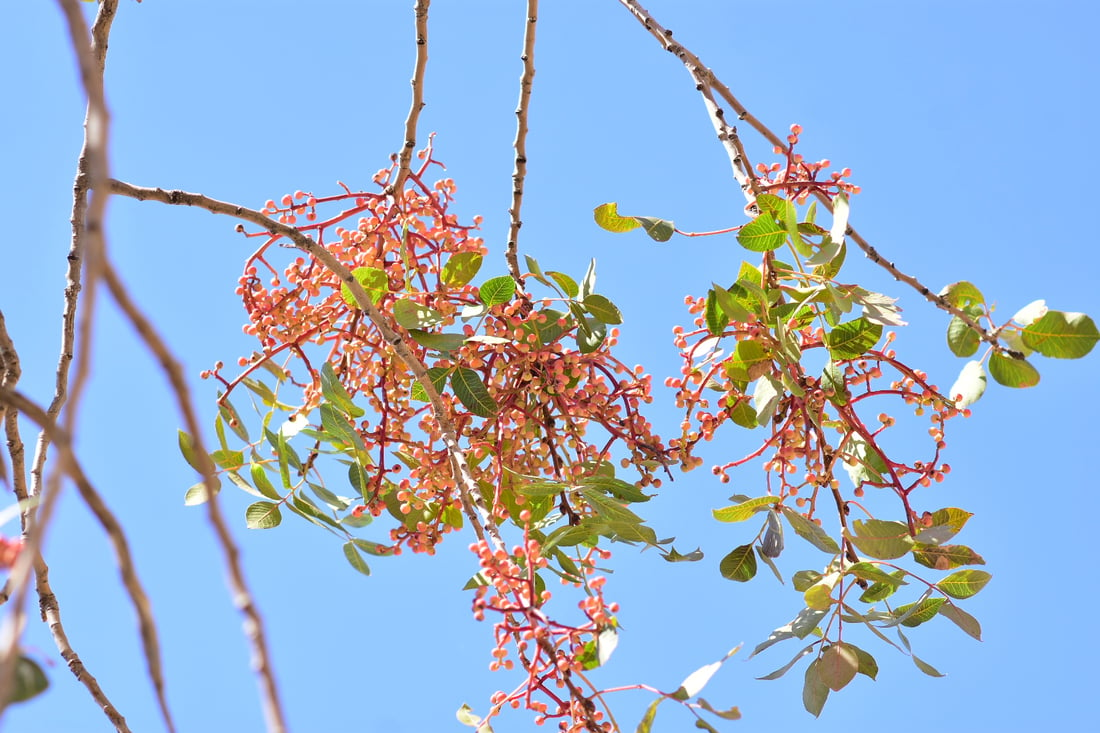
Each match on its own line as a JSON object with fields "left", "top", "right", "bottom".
{"left": 392, "top": 0, "right": 431, "bottom": 197}
{"left": 616, "top": 0, "right": 1017, "bottom": 355}
{"left": 106, "top": 178, "right": 507, "bottom": 554}
{"left": 505, "top": 0, "right": 538, "bottom": 291}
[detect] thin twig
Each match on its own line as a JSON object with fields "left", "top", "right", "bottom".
{"left": 505, "top": 0, "right": 538, "bottom": 291}
{"left": 615, "top": 0, "right": 1017, "bottom": 355}
{"left": 106, "top": 179, "right": 507, "bottom": 554}
{"left": 392, "top": 0, "right": 431, "bottom": 198}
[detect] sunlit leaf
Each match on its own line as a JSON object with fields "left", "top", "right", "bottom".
{"left": 988, "top": 352, "right": 1040, "bottom": 388}
{"left": 450, "top": 368, "right": 498, "bottom": 418}
{"left": 937, "top": 569, "right": 992, "bottom": 599}
{"left": 479, "top": 276, "right": 516, "bottom": 307}
{"left": 442, "top": 252, "right": 484, "bottom": 287}
{"left": 583, "top": 293, "right": 623, "bottom": 325}
{"left": 340, "top": 266, "right": 389, "bottom": 307}
{"left": 245, "top": 501, "right": 282, "bottom": 529}
{"left": 1022, "top": 310, "right": 1098, "bottom": 358}
{"left": 948, "top": 360, "right": 986, "bottom": 408}
{"left": 824, "top": 317, "right": 882, "bottom": 359}
{"left": 711, "top": 496, "right": 778, "bottom": 523}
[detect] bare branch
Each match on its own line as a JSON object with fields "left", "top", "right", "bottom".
{"left": 504, "top": 0, "right": 538, "bottom": 290}
{"left": 616, "top": 0, "right": 1016, "bottom": 355}
{"left": 106, "top": 178, "right": 507, "bottom": 553}
{"left": 392, "top": 0, "right": 431, "bottom": 197}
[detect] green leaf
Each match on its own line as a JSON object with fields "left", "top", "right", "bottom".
{"left": 911, "top": 653, "right": 945, "bottom": 678}
{"left": 779, "top": 506, "right": 841, "bottom": 554}
{"left": 821, "top": 361, "right": 849, "bottom": 406}
{"left": 580, "top": 259, "right": 597, "bottom": 299}
{"left": 711, "top": 496, "right": 778, "bottom": 523}
{"left": 662, "top": 546, "right": 705, "bottom": 563}
{"left": 544, "top": 270, "right": 579, "bottom": 298}
{"left": 710, "top": 283, "right": 752, "bottom": 322}
{"left": 937, "top": 569, "right": 992, "bottom": 599}
{"left": 792, "top": 570, "right": 823, "bottom": 592}
{"left": 737, "top": 212, "right": 786, "bottom": 252}
{"left": 184, "top": 478, "right": 221, "bottom": 506}
{"left": 842, "top": 432, "right": 889, "bottom": 488}
{"left": 1022, "top": 311, "right": 1099, "bottom": 358}
{"left": 912, "top": 543, "right": 986, "bottom": 570}
{"left": 576, "top": 317, "right": 607, "bottom": 354}
{"left": 802, "top": 659, "right": 830, "bottom": 717}
{"left": 938, "top": 602, "right": 983, "bottom": 641}
{"left": 724, "top": 340, "right": 770, "bottom": 383}
{"left": 580, "top": 475, "right": 651, "bottom": 503}
{"left": 393, "top": 298, "right": 444, "bottom": 329}
{"left": 988, "top": 352, "right": 1040, "bottom": 388}
{"left": 947, "top": 316, "right": 981, "bottom": 357}
{"left": 757, "top": 642, "right": 818, "bottom": 682}
{"left": 245, "top": 501, "right": 282, "bottom": 529}
{"left": 824, "top": 317, "right": 882, "bottom": 359}
{"left": 635, "top": 216, "right": 675, "bottom": 242}
{"left": 848, "top": 519, "right": 914, "bottom": 560}
{"left": 178, "top": 430, "right": 205, "bottom": 473}
{"left": 583, "top": 294, "right": 623, "bottom": 325}
{"left": 250, "top": 464, "right": 282, "bottom": 500}
{"left": 211, "top": 448, "right": 244, "bottom": 471}
{"left": 410, "top": 366, "right": 450, "bottom": 402}
{"left": 340, "top": 266, "right": 389, "bottom": 307}
{"left": 705, "top": 289, "right": 729, "bottom": 336}
{"left": 914, "top": 508, "right": 973, "bottom": 545}
{"left": 850, "top": 644, "right": 879, "bottom": 680}
{"left": 342, "top": 541, "right": 371, "bottom": 576}
{"left": 320, "top": 403, "right": 366, "bottom": 453}
{"left": 217, "top": 396, "right": 250, "bottom": 442}
{"left": 846, "top": 562, "right": 908, "bottom": 588}
{"left": 697, "top": 698, "right": 741, "bottom": 721}
{"left": 479, "top": 276, "right": 516, "bottom": 307}
{"left": 859, "top": 569, "right": 907, "bottom": 603}
{"left": 320, "top": 362, "right": 365, "bottom": 418}
{"left": 804, "top": 572, "right": 839, "bottom": 611}
{"left": 450, "top": 368, "right": 498, "bottom": 418}
{"left": 939, "top": 281, "right": 985, "bottom": 308}
{"left": 893, "top": 597, "right": 945, "bottom": 627}
{"left": 829, "top": 192, "right": 850, "bottom": 245}
{"left": 635, "top": 698, "right": 662, "bottom": 733}
{"left": 948, "top": 360, "right": 987, "bottom": 408}
{"left": 441, "top": 252, "right": 483, "bottom": 287}
{"left": 719, "top": 544, "right": 757, "bottom": 582}
{"left": 407, "top": 330, "right": 466, "bottom": 352}
{"left": 9, "top": 655, "right": 49, "bottom": 703}
{"left": 528, "top": 308, "right": 568, "bottom": 345}
{"left": 752, "top": 374, "right": 782, "bottom": 426}
{"left": 818, "top": 643, "right": 859, "bottom": 692}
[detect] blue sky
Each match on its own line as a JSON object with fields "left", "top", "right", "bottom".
{"left": 3, "top": 1, "right": 1099, "bottom": 731}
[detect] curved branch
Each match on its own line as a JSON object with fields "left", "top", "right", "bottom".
{"left": 392, "top": 0, "right": 431, "bottom": 197}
